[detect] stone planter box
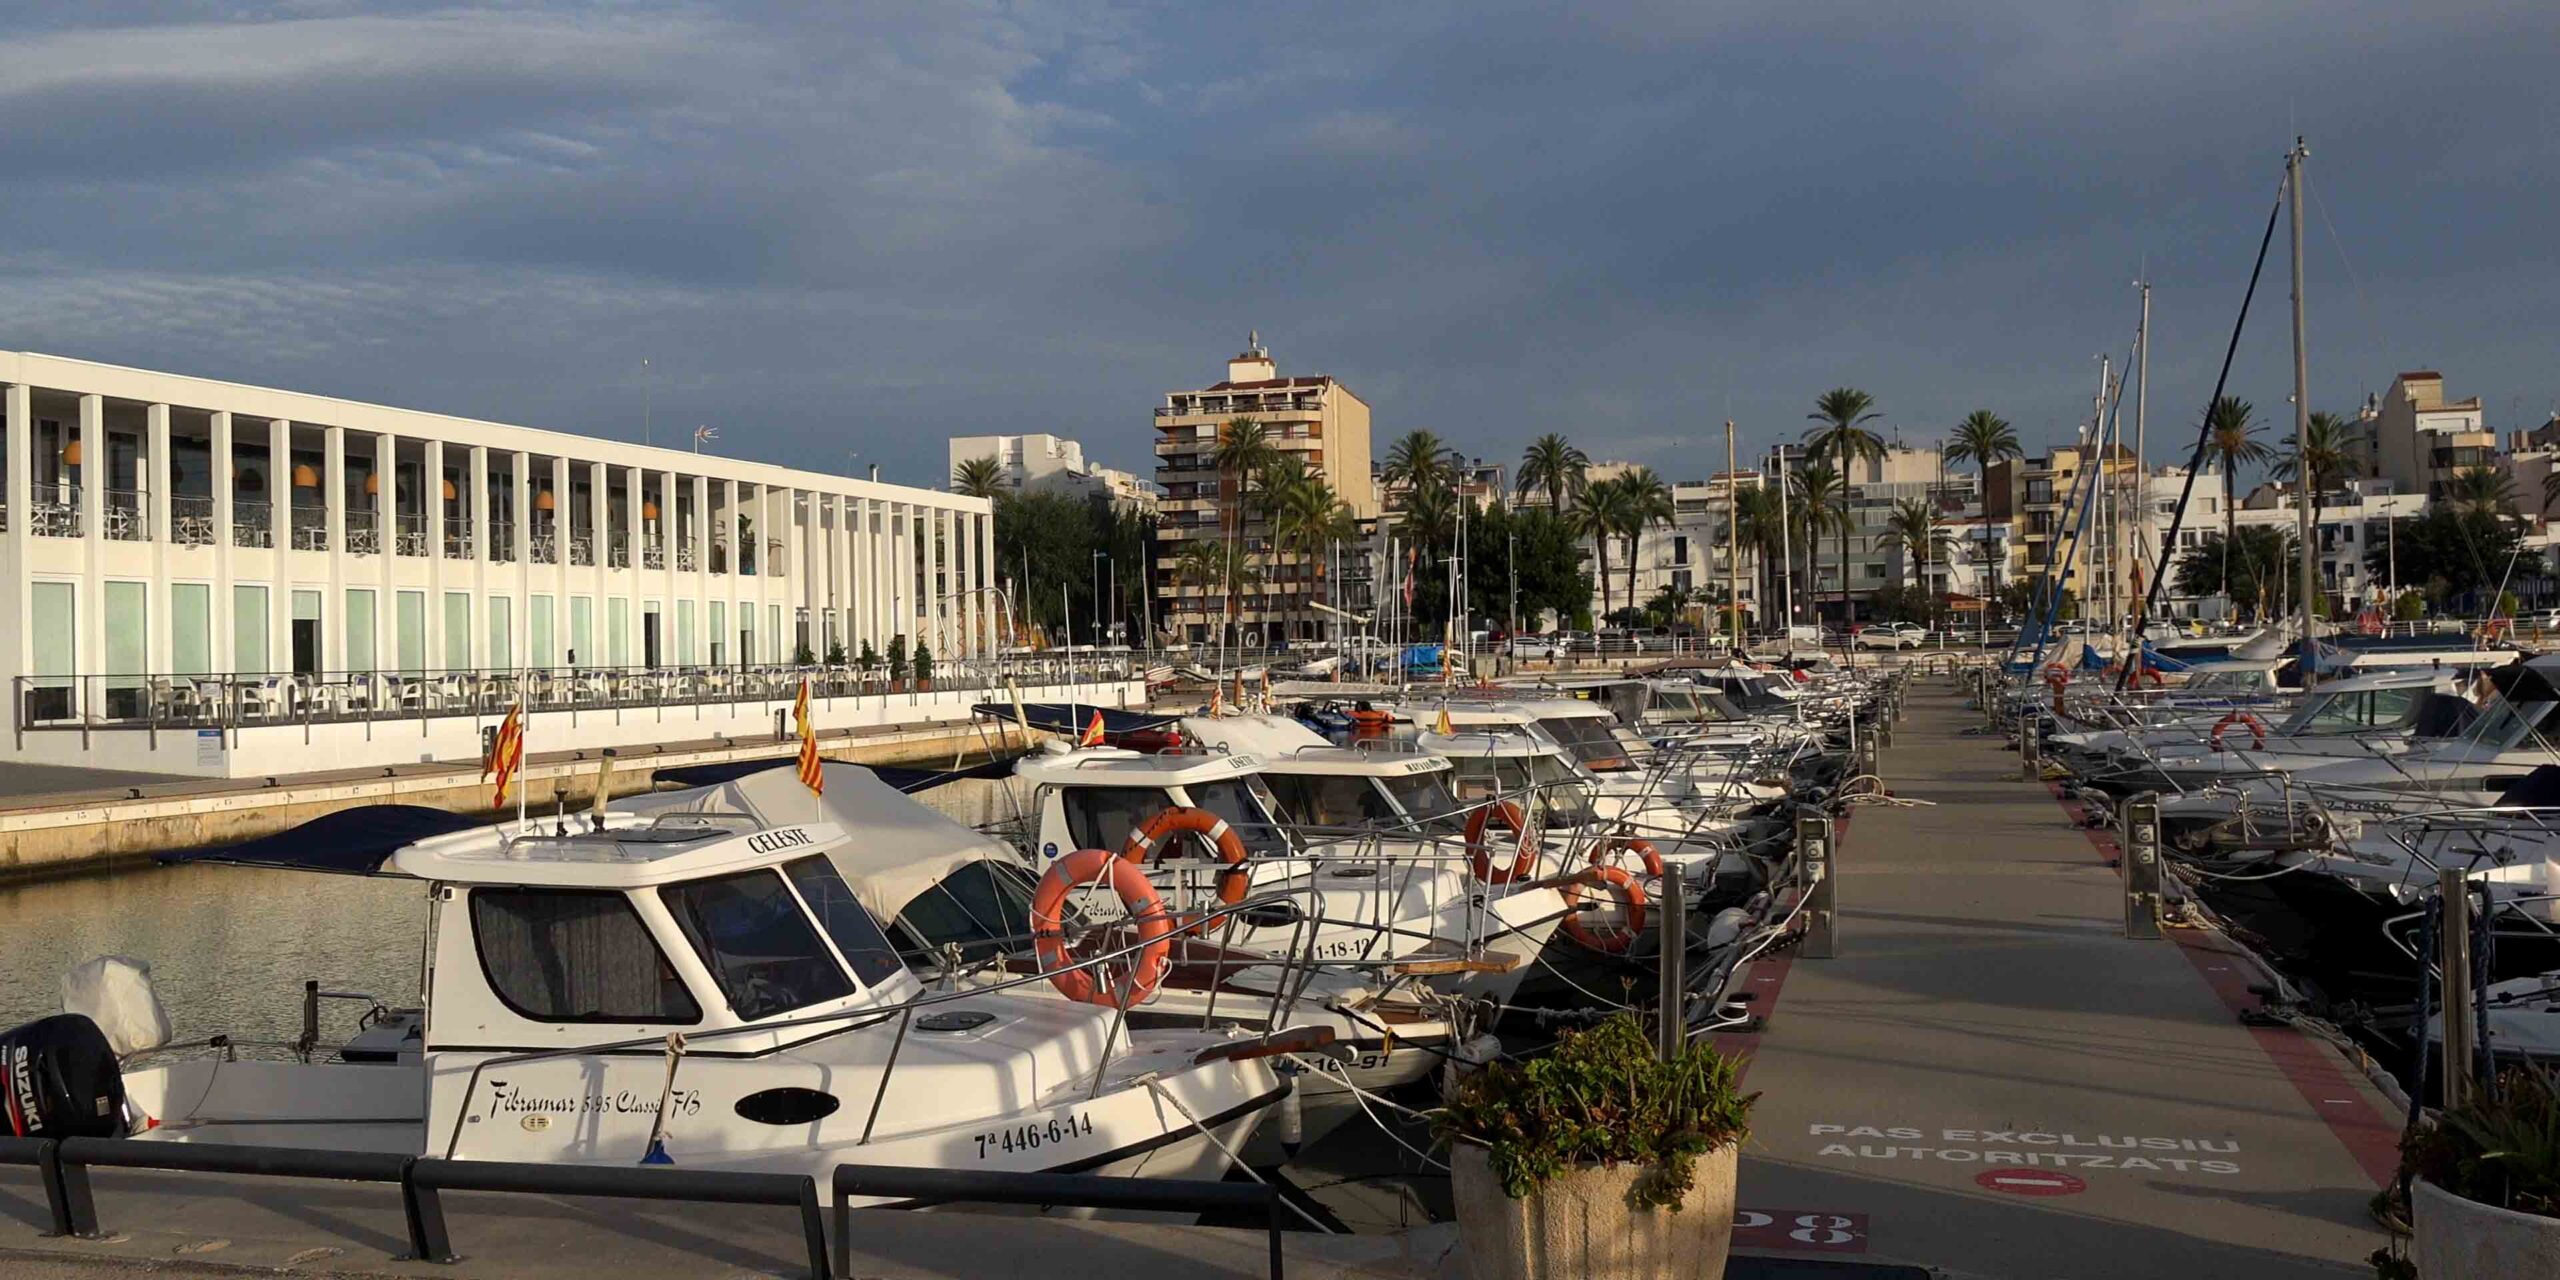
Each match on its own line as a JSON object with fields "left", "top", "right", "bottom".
{"left": 1450, "top": 1142, "right": 1738, "bottom": 1280}
{"left": 2415, "top": 1177, "right": 2560, "bottom": 1279}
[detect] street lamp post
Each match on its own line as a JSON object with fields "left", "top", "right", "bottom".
{"left": 1091, "top": 550, "right": 1105, "bottom": 646}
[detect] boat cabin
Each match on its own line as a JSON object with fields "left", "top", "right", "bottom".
{"left": 1011, "top": 747, "right": 1294, "bottom": 864}
{"left": 1180, "top": 713, "right": 1469, "bottom": 836}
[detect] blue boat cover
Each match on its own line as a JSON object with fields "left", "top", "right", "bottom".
{"left": 159, "top": 804, "right": 484, "bottom": 875}
{"left": 969, "top": 703, "right": 1180, "bottom": 735}
{"left": 2138, "top": 642, "right": 2194, "bottom": 673}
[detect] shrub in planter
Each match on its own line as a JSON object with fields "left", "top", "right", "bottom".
{"left": 1436, "top": 1014, "right": 1755, "bottom": 1280}
{"left": 2381, "top": 1064, "right": 2560, "bottom": 1279}
{"left": 913, "top": 642, "right": 935, "bottom": 693}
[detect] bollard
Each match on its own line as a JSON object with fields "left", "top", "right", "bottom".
{"left": 2020, "top": 717, "right": 2040, "bottom": 781}
{"left": 2438, "top": 868, "right": 2475, "bottom": 1110}
{"left": 1656, "top": 871, "right": 1686, "bottom": 1060}
{"left": 2121, "top": 793, "right": 2162, "bottom": 939}
{"left": 1798, "top": 811, "right": 1835, "bottom": 959}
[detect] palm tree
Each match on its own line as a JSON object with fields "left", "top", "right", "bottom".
{"left": 1732, "top": 484, "right": 1787, "bottom": 632}
{"left": 1381, "top": 429, "right": 1460, "bottom": 495}
{"left": 950, "top": 455, "right": 1009, "bottom": 500}
{"left": 1615, "top": 465, "right": 1675, "bottom": 610}
{"left": 1516, "top": 433, "right": 1590, "bottom": 511}
{"left": 1944, "top": 410, "right": 2021, "bottom": 622}
{"left": 2203, "top": 396, "right": 2269, "bottom": 547}
{"left": 1879, "top": 497, "right": 1954, "bottom": 629}
{"left": 1805, "top": 388, "right": 1886, "bottom": 629}
{"left": 1568, "top": 477, "right": 1630, "bottom": 620}
{"left": 2451, "top": 465, "right": 2516, "bottom": 516}
{"left": 1791, "top": 463, "right": 1850, "bottom": 629}
{"left": 1169, "top": 539, "right": 1226, "bottom": 644}
{"left": 2273, "top": 409, "right": 2358, "bottom": 531}
{"left": 1272, "top": 470, "right": 1355, "bottom": 642}
{"left": 1209, "top": 418, "right": 1277, "bottom": 641}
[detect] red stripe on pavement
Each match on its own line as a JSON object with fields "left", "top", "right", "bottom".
{"left": 2054, "top": 788, "right": 2401, "bottom": 1187}
{"left": 1712, "top": 814, "right": 1847, "bottom": 1081}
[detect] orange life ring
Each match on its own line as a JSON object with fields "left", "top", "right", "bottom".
{"left": 1348, "top": 708, "right": 1392, "bottom": 740}
{"left": 1029, "top": 847, "right": 1174, "bottom": 1008}
{"left": 1590, "top": 835, "right": 1666, "bottom": 882}
{"left": 1124, "top": 805, "right": 1253, "bottom": 932}
{"left": 2209, "top": 710, "right": 2268, "bottom": 752}
{"left": 2045, "top": 664, "right": 2070, "bottom": 696}
{"left": 1464, "top": 799, "right": 1539, "bottom": 885}
{"left": 1560, "top": 865, "right": 1649, "bottom": 953}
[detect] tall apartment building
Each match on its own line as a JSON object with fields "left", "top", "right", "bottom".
{"left": 1151, "top": 337, "right": 1376, "bottom": 644}
{"left": 2368, "top": 371, "right": 2491, "bottom": 501}
{"left": 947, "top": 432, "right": 1157, "bottom": 512}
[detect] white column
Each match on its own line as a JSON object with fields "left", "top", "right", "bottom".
{"left": 784, "top": 487, "right": 804, "bottom": 660}
{"left": 722, "top": 478, "right": 741, "bottom": 660}
{"left": 210, "top": 411, "right": 235, "bottom": 675}
{"left": 551, "top": 455, "right": 573, "bottom": 664}
{"left": 77, "top": 394, "right": 104, "bottom": 686}
{"left": 658, "top": 469, "right": 678, "bottom": 664}
{"left": 425, "top": 438, "right": 446, "bottom": 672}
{"left": 511, "top": 451, "right": 531, "bottom": 666}
{"left": 269, "top": 420, "right": 291, "bottom": 675}
{"left": 324, "top": 425, "right": 347, "bottom": 674}
{"left": 690, "top": 473, "right": 710, "bottom": 663}
{"left": 145, "top": 403, "right": 172, "bottom": 676}
{"left": 469, "top": 445, "right": 489, "bottom": 672}
{"left": 374, "top": 432, "right": 395, "bottom": 671}
{"left": 587, "top": 461, "right": 608, "bottom": 652}
{"left": 5, "top": 383, "right": 33, "bottom": 703}
{"left": 624, "top": 463, "right": 644, "bottom": 665}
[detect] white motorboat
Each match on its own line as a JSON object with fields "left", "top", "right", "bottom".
{"left": 94, "top": 810, "right": 1285, "bottom": 1202}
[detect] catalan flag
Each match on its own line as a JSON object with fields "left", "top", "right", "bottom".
{"left": 794, "top": 677, "right": 824, "bottom": 795}
{"left": 484, "top": 701, "right": 524, "bottom": 808}
{"left": 1078, "top": 709, "right": 1106, "bottom": 747}
{"left": 1435, "top": 705, "right": 1455, "bottom": 736}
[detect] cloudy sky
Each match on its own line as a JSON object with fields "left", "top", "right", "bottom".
{"left": 4, "top": 2, "right": 2555, "bottom": 488}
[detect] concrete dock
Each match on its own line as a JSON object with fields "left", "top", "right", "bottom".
{"left": 1719, "top": 683, "right": 2400, "bottom": 1277}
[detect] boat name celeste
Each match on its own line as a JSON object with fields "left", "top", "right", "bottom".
{"left": 745, "top": 827, "right": 817, "bottom": 855}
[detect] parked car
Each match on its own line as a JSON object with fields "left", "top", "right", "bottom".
{"left": 1853, "top": 622, "right": 1926, "bottom": 650}
{"left": 1506, "top": 633, "right": 1561, "bottom": 659}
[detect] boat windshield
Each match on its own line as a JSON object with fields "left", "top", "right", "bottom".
{"left": 1378, "top": 769, "right": 1469, "bottom": 836}
{"left": 660, "top": 868, "right": 858, "bottom": 1021}
{"left": 890, "top": 859, "right": 1040, "bottom": 963}
{"left": 2281, "top": 686, "right": 2422, "bottom": 736}
{"left": 1537, "top": 716, "right": 1634, "bottom": 772}
{"left": 2455, "top": 696, "right": 2560, "bottom": 752}
{"left": 1265, "top": 772, "right": 1400, "bottom": 829}
{"left": 1185, "top": 777, "right": 1294, "bottom": 856}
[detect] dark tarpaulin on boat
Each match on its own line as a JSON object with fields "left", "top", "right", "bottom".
{"left": 653, "top": 755, "right": 1020, "bottom": 792}
{"left": 2495, "top": 765, "right": 2560, "bottom": 809}
{"left": 968, "top": 703, "right": 1180, "bottom": 736}
{"left": 158, "top": 804, "right": 484, "bottom": 875}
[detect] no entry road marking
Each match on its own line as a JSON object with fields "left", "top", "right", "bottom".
{"left": 1976, "top": 1169, "right": 2086, "bottom": 1197}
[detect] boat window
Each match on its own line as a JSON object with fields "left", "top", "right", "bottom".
{"left": 893, "top": 859, "right": 1040, "bottom": 962}
{"left": 1060, "top": 785, "right": 1177, "bottom": 852}
{"left": 1185, "top": 778, "right": 1292, "bottom": 855}
{"left": 2369, "top": 687, "right": 2421, "bottom": 726}
{"left": 470, "top": 888, "right": 700, "bottom": 1024}
{"left": 1447, "top": 756, "right": 1536, "bottom": 802}
{"left": 1538, "top": 717, "right": 1633, "bottom": 771}
{"left": 1265, "top": 774, "right": 1396, "bottom": 828}
{"left": 1379, "top": 770, "right": 1470, "bottom": 835}
{"left": 660, "top": 870, "right": 856, "bottom": 1021}
{"left": 783, "top": 856, "right": 905, "bottom": 987}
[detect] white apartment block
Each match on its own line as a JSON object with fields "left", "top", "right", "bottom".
{"left": 948, "top": 432, "right": 1157, "bottom": 512}
{"left": 2229, "top": 480, "right": 2424, "bottom": 612}
{"left": 2, "top": 352, "right": 1003, "bottom": 775}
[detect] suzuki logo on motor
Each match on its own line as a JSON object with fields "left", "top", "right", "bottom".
{"left": 747, "top": 828, "right": 815, "bottom": 855}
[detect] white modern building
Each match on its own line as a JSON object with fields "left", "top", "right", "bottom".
{"left": 947, "top": 432, "right": 1157, "bottom": 512}
{"left": 2, "top": 352, "right": 1013, "bottom": 776}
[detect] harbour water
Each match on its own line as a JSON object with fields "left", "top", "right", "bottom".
{"left": 0, "top": 861, "right": 421, "bottom": 1040}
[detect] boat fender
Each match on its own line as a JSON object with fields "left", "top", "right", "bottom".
{"left": 1704, "top": 907, "right": 1752, "bottom": 951}
{"left": 61, "top": 955, "right": 172, "bottom": 1058}
{"left": 0, "top": 1013, "right": 126, "bottom": 1139}
{"left": 1463, "top": 800, "right": 1538, "bottom": 884}
{"left": 1029, "top": 847, "right": 1175, "bottom": 1009}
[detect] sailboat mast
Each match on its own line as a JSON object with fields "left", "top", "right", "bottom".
{"left": 2288, "top": 137, "right": 2316, "bottom": 688}
{"left": 2132, "top": 280, "right": 2149, "bottom": 650}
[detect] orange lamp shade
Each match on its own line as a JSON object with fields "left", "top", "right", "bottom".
{"left": 643, "top": 500, "right": 659, "bottom": 521}
{"left": 292, "top": 464, "right": 320, "bottom": 489}
{"left": 60, "top": 438, "right": 82, "bottom": 466}
{"left": 363, "top": 472, "right": 380, "bottom": 496}
{"left": 442, "top": 478, "right": 458, "bottom": 501}
{"left": 535, "top": 488, "right": 556, "bottom": 511}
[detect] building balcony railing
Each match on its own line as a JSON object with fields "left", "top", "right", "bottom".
{"left": 489, "top": 520, "right": 516, "bottom": 564}
{"left": 232, "top": 499, "right": 273, "bottom": 548}
{"left": 104, "top": 489, "right": 149, "bottom": 542}
{"left": 530, "top": 531, "right": 559, "bottom": 565}
{"left": 345, "top": 510, "right": 381, "bottom": 556}
{"left": 570, "top": 533, "right": 595, "bottom": 567}
{"left": 643, "top": 539, "right": 666, "bottom": 569}
{"left": 678, "top": 544, "right": 698, "bottom": 572}
{"left": 171, "top": 495, "right": 215, "bottom": 546}
{"left": 444, "top": 529, "right": 475, "bottom": 560}
{"left": 395, "top": 514, "right": 429, "bottom": 557}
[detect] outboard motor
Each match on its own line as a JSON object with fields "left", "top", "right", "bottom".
{"left": 0, "top": 1013, "right": 125, "bottom": 1138}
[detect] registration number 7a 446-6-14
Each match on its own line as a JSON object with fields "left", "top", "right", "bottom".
{"left": 975, "top": 1110, "right": 1096, "bottom": 1159}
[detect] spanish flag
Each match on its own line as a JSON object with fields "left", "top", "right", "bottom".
{"left": 794, "top": 677, "right": 824, "bottom": 795}
{"left": 1435, "top": 705, "right": 1455, "bottom": 736}
{"left": 484, "top": 701, "right": 524, "bottom": 808}
{"left": 1079, "top": 709, "right": 1106, "bottom": 747}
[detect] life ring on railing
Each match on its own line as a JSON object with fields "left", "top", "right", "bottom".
{"left": 2209, "top": 710, "right": 2268, "bottom": 752}
{"left": 1124, "top": 805, "right": 1253, "bottom": 932}
{"left": 1560, "top": 865, "right": 1649, "bottom": 953}
{"left": 1029, "top": 847, "right": 1174, "bottom": 1008}
{"left": 1348, "top": 708, "right": 1392, "bottom": 739}
{"left": 1590, "top": 835, "right": 1666, "bottom": 882}
{"left": 1464, "top": 800, "right": 1539, "bottom": 885}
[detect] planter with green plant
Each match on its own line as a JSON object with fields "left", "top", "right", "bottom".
{"left": 857, "top": 640, "right": 879, "bottom": 686}
{"left": 913, "top": 642, "right": 935, "bottom": 693}
{"left": 1436, "top": 1014, "right": 1753, "bottom": 1280}
{"left": 2379, "top": 1064, "right": 2560, "bottom": 1279}
{"left": 886, "top": 636, "right": 909, "bottom": 692}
